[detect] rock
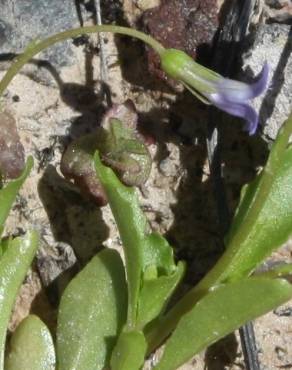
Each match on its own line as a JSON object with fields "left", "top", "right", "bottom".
{"left": 37, "top": 241, "right": 77, "bottom": 287}
{"left": 137, "top": 0, "right": 160, "bottom": 11}
{"left": 0, "top": 19, "right": 12, "bottom": 47}
{"left": 0, "top": 111, "right": 25, "bottom": 179}
{"left": 264, "top": 0, "right": 292, "bottom": 23}
{"left": 0, "top": 0, "right": 79, "bottom": 66}
{"left": 242, "top": 23, "right": 292, "bottom": 140}
{"left": 142, "top": 0, "right": 219, "bottom": 84}
{"left": 101, "top": 0, "right": 124, "bottom": 24}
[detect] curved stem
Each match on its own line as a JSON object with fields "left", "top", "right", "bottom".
{"left": 0, "top": 25, "right": 165, "bottom": 98}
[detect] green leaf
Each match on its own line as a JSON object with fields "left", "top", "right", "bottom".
{"left": 154, "top": 277, "right": 292, "bottom": 370}
{"left": 110, "top": 331, "right": 146, "bottom": 370}
{"left": 223, "top": 150, "right": 292, "bottom": 280}
{"left": 256, "top": 263, "right": 292, "bottom": 279}
{"left": 0, "top": 239, "right": 9, "bottom": 258}
{"left": 0, "top": 230, "right": 39, "bottom": 370}
{"left": 94, "top": 152, "right": 146, "bottom": 327}
{"left": 56, "top": 248, "right": 127, "bottom": 370}
{"left": 224, "top": 174, "right": 262, "bottom": 245}
{"left": 143, "top": 233, "right": 178, "bottom": 274}
{"left": 5, "top": 315, "right": 55, "bottom": 370}
{"left": 102, "top": 118, "right": 152, "bottom": 187}
{"left": 0, "top": 157, "right": 33, "bottom": 236}
{"left": 137, "top": 261, "right": 184, "bottom": 327}
{"left": 94, "top": 153, "right": 183, "bottom": 329}
{"left": 145, "top": 115, "right": 292, "bottom": 351}
{"left": 193, "top": 115, "right": 292, "bottom": 289}
{"left": 223, "top": 116, "right": 292, "bottom": 280}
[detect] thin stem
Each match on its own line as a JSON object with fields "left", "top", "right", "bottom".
{"left": 0, "top": 25, "right": 164, "bottom": 99}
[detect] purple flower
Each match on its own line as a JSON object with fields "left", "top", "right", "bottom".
{"left": 208, "top": 63, "right": 269, "bottom": 134}
{"left": 160, "top": 49, "right": 269, "bottom": 135}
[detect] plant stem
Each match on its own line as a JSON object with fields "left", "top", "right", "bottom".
{"left": 0, "top": 25, "right": 164, "bottom": 99}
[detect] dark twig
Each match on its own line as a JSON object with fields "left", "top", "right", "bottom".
{"left": 207, "top": 105, "right": 260, "bottom": 370}
{"left": 94, "top": 0, "right": 108, "bottom": 83}
{"left": 240, "top": 321, "right": 260, "bottom": 369}
{"left": 93, "top": 0, "right": 112, "bottom": 107}
{"left": 206, "top": 1, "right": 260, "bottom": 369}
{"left": 74, "top": 0, "right": 112, "bottom": 107}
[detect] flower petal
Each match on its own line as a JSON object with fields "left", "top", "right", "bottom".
{"left": 212, "top": 99, "right": 259, "bottom": 135}
{"left": 248, "top": 61, "right": 269, "bottom": 98}
{"left": 215, "top": 62, "right": 269, "bottom": 103}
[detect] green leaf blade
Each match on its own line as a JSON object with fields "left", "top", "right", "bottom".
{"left": 56, "top": 248, "right": 127, "bottom": 370}
{"left": 155, "top": 277, "right": 292, "bottom": 370}
{"left": 0, "top": 230, "right": 39, "bottom": 370}
{"left": 0, "top": 157, "right": 33, "bottom": 235}
{"left": 94, "top": 152, "right": 182, "bottom": 330}
{"left": 224, "top": 145, "right": 292, "bottom": 281}
{"left": 137, "top": 261, "right": 185, "bottom": 328}
{"left": 5, "top": 315, "right": 55, "bottom": 370}
{"left": 195, "top": 116, "right": 292, "bottom": 290}
{"left": 94, "top": 152, "right": 145, "bottom": 326}
{"left": 224, "top": 116, "right": 292, "bottom": 280}
{"left": 110, "top": 331, "right": 146, "bottom": 370}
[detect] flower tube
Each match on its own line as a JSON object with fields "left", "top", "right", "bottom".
{"left": 161, "top": 49, "right": 269, "bottom": 135}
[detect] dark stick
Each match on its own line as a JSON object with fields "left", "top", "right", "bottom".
{"left": 206, "top": 116, "right": 260, "bottom": 370}
{"left": 206, "top": 1, "right": 260, "bottom": 369}
{"left": 240, "top": 322, "right": 260, "bottom": 369}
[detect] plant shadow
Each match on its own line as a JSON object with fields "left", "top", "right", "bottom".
{"left": 37, "top": 165, "right": 109, "bottom": 310}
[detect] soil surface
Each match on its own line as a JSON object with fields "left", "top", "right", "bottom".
{"left": 0, "top": 0, "right": 291, "bottom": 369}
